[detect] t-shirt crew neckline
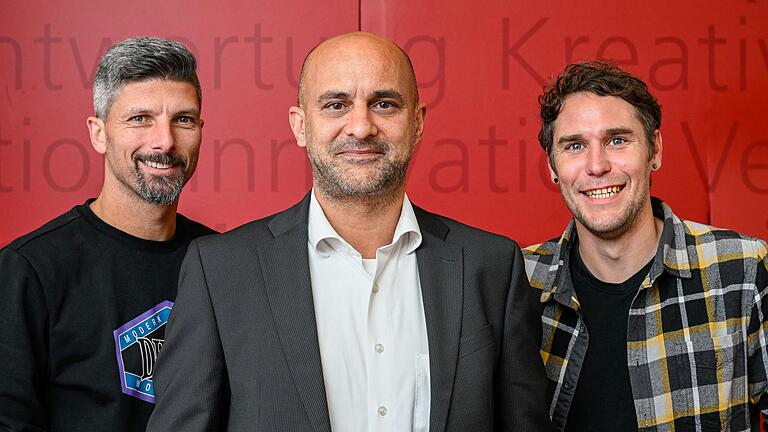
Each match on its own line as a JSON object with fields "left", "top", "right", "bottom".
{"left": 77, "top": 199, "right": 189, "bottom": 254}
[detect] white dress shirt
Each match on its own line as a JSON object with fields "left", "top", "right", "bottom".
{"left": 307, "top": 191, "right": 430, "bottom": 432}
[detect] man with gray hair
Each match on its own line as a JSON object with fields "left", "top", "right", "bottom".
{"left": 0, "top": 37, "right": 214, "bottom": 431}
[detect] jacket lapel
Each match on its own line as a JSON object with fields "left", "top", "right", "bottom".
{"left": 414, "top": 207, "right": 463, "bottom": 432}
{"left": 257, "top": 194, "right": 331, "bottom": 432}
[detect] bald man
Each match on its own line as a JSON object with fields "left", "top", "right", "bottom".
{"left": 147, "top": 32, "right": 551, "bottom": 432}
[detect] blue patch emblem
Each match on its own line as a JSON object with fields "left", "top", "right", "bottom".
{"left": 113, "top": 300, "right": 173, "bottom": 403}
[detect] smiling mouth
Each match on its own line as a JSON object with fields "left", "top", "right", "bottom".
{"left": 336, "top": 149, "right": 385, "bottom": 163}
{"left": 583, "top": 185, "right": 624, "bottom": 199}
{"left": 338, "top": 148, "right": 382, "bottom": 155}
{"left": 135, "top": 152, "right": 185, "bottom": 173}
{"left": 143, "top": 160, "right": 175, "bottom": 170}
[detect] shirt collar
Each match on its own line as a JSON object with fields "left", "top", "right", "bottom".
{"left": 653, "top": 196, "right": 693, "bottom": 279}
{"left": 542, "top": 196, "right": 692, "bottom": 306}
{"left": 307, "top": 189, "right": 423, "bottom": 258}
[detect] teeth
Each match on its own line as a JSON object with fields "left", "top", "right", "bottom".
{"left": 145, "top": 161, "right": 172, "bottom": 169}
{"left": 585, "top": 186, "right": 622, "bottom": 199}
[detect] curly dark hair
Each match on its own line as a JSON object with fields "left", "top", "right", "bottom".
{"left": 538, "top": 61, "right": 661, "bottom": 167}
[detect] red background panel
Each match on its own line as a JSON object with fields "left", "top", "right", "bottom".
{"left": 0, "top": 0, "right": 767, "bottom": 429}
{"left": 0, "top": 0, "right": 766, "bottom": 249}
{"left": 0, "top": 0, "right": 358, "bottom": 241}
{"left": 362, "top": 0, "right": 768, "bottom": 245}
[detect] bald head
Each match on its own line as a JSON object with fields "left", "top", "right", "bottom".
{"left": 296, "top": 32, "right": 418, "bottom": 107}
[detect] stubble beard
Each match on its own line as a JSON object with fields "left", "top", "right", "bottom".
{"left": 308, "top": 136, "right": 412, "bottom": 207}
{"left": 566, "top": 179, "right": 650, "bottom": 241}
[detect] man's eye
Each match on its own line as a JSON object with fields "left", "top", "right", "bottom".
{"left": 565, "top": 142, "right": 584, "bottom": 151}
{"left": 608, "top": 137, "right": 626, "bottom": 146}
{"left": 177, "top": 116, "right": 192, "bottom": 124}
{"left": 129, "top": 115, "right": 145, "bottom": 122}
{"left": 373, "top": 101, "right": 394, "bottom": 110}
{"left": 325, "top": 102, "right": 346, "bottom": 111}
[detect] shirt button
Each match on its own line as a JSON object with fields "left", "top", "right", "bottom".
{"left": 372, "top": 284, "right": 380, "bottom": 293}
{"left": 563, "top": 382, "right": 572, "bottom": 390}
{"left": 375, "top": 343, "right": 384, "bottom": 353}
{"left": 378, "top": 405, "right": 387, "bottom": 417}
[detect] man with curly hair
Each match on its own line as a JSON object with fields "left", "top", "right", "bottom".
{"left": 525, "top": 61, "right": 768, "bottom": 431}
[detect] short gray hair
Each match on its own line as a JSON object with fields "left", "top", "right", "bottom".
{"left": 93, "top": 37, "right": 201, "bottom": 119}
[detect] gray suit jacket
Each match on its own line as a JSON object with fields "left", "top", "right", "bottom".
{"left": 147, "top": 195, "right": 551, "bottom": 431}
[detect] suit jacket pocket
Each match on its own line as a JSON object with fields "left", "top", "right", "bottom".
{"left": 458, "top": 323, "right": 495, "bottom": 359}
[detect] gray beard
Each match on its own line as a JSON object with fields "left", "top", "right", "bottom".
{"left": 308, "top": 137, "right": 411, "bottom": 206}
{"left": 131, "top": 153, "right": 188, "bottom": 206}
{"left": 132, "top": 170, "right": 185, "bottom": 206}
{"left": 311, "top": 157, "right": 407, "bottom": 201}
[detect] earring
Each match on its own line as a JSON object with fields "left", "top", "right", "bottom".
{"left": 553, "top": 177, "right": 559, "bottom": 184}
{"left": 652, "top": 163, "right": 658, "bottom": 170}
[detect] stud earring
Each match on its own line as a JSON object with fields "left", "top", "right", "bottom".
{"left": 652, "top": 163, "right": 658, "bottom": 170}
{"left": 553, "top": 177, "right": 559, "bottom": 184}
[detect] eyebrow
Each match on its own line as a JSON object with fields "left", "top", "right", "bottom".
{"left": 372, "top": 89, "right": 404, "bottom": 103}
{"left": 123, "top": 107, "right": 159, "bottom": 115}
{"left": 557, "top": 134, "right": 583, "bottom": 145}
{"left": 173, "top": 108, "right": 201, "bottom": 118}
{"left": 317, "top": 91, "right": 351, "bottom": 102}
{"left": 122, "top": 107, "right": 200, "bottom": 117}
{"left": 556, "top": 127, "right": 636, "bottom": 145}
{"left": 316, "top": 89, "right": 406, "bottom": 104}
{"left": 605, "top": 127, "right": 634, "bottom": 136}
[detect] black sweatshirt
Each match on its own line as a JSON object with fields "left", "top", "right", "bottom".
{"left": 0, "top": 201, "right": 214, "bottom": 431}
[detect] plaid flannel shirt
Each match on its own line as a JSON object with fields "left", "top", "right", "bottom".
{"left": 523, "top": 198, "right": 768, "bottom": 432}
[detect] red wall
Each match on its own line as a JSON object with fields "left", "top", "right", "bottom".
{"left": 1, "top": 0, "right": 767, "bottom": 249}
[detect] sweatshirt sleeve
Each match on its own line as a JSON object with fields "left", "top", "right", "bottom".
{"left": 0, "top": 247, "right": 50, "bottom": 431}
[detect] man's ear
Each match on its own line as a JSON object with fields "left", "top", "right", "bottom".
{"left": 549, "top": 162, "right": 559, "bottom": 184}
{"left": 87, "top": 116, "right": 107, "bottom": 154}
{"left": 650, "top": 129, "right": 663, "bottom": 170}
{"left": 414, "top": 102, "right": 427, "bottom": 141}
{"left": 547, "top": 151, "right": 560, "bottom": 184}
{"left": 288, "top": 106, "right": 307, "bottom": 148}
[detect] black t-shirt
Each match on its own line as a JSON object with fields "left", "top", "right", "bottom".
{"left": 0, "top": 201, "right": 215, "bottom": 432}
{"left": 565, "top": 241, "right": 653, "bottom": 432}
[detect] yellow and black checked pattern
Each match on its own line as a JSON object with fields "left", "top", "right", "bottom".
{"left": 523, "top": 198, "right": 768, "bottom": 432}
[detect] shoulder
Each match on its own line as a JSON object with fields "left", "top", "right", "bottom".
{"left": 413, "top": 205, "right": 520, "bottom": 263}
{"left": 522, "top": 238, "right": 561, "bottom": 262}
{"left": 190, "top": 211, "right": 287, "bottom": 255}
{"left": 3, "top": 206, "right": 84, "bottom": 257}
{"left": 522, "top": 237, "right": 561, "bottom": 289}
{"left": 681, "top": 219, "right": 768, "bottom": 262}
{"left": 415, "top": 206, "right": 517, "bottom": 244}
{"left": 1, "top": 206, "right": 88, "bottom": 283}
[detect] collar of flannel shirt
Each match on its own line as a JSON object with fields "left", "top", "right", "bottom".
{"left": 539, "top": 197, "right": 694, "bottom": 308}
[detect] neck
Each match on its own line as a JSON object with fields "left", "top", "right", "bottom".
{"left": 314, "top": 187, "right": 405, "bottom": 259}
{"left": 90, "top": 190, "right": 178, "bottom": 241}
{"left": 574, "top": 202, "right": 662, "bottom": 284}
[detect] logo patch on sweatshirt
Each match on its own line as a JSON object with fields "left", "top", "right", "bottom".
{"left": 113, "top": 300, "right": 173, "bottom": 403}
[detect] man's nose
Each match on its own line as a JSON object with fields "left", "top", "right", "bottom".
{"left": 149, "top": 119, "right": 176, "bottom": 152}
{"left": 585, "top": 145, "right": 611, "bottom": 176}
{"left": 343, "top": 105, "right": 378, "bottom": 139}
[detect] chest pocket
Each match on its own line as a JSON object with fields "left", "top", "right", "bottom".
{"left": 672, "top": 331, "right": 746, "bottom": 431}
